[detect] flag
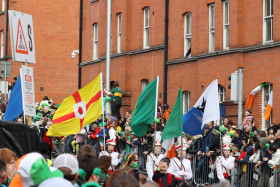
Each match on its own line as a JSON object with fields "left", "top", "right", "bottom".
{"left": 264, "top": 90, "right": 273, "bottom": 121}
{"left": 162, "top": 88, "right": 182, "bottom": 158}
{"left": 4, "top": 74, "right": 23, "bottom": 121}
{"left": 183, "top": 79, "right": 220, "bottom": 136}
{"left": 131, "top": 77, "right": 158, "bottom": 137}
{"left": 47, "top": 73, "right": 103, "bottom": 137}
{"left": 245, "top": 84, "right": 264, "bottom": 108}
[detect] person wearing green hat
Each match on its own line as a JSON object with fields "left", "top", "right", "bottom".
{"left": 34, "top": 112, "right": 42, "bottom": 121}
{"left": 97, "top": 122, "right": 108, "bottom": 151}
{"left": 120, "top": 152, "right": 139, "bottom": 170}
{"left": 40, "top": 96, "right": 49, "bottom": 108}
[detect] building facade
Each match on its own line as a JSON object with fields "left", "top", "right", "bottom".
{"left": 0, "top": 0, "right": 79, "bottom": 103}
{"left": 81, "top": 0, "right": 279, "bottom": 130}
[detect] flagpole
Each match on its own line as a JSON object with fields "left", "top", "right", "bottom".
{"left": 154, "top": 76, "right": 159, "bottom": 154}
{"left": 101, "top": 72, "right": 106, "bottom": 147}
{"left": 216, "top": 78, "right": 222, "bottom": 156}
{"left": 180, "top": 135, "right": 183, "bottom": 172}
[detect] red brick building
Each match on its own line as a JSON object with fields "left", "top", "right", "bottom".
{"left": 81, "top": 0, "right": 279, "bottom": 130}
{"left": 0, "top": 0, "right": 79, "bottom": 103}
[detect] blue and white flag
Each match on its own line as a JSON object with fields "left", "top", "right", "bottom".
{"left": 183, "top": 79, "right": 220, "bottom": 136}
{"left": 4, "top": 74, "right": 23, "bottom": 121}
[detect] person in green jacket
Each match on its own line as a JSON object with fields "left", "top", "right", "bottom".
{"left": 104, "top": 81, "right": 122, "bottom": 119}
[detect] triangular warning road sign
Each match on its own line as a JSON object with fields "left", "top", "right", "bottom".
{"left": 15, "top": 19, "right": 28, "bottom": 55}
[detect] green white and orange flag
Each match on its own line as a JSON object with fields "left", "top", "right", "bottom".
{"left": 264, "top": 90, "right": 273, "bottom": 121}
{"left": 162, "top": 88, "right": 183, "bottom": 158}
{"left": 47, "top": 73, "right": 103, "bottom": 137}
{"left": 245, "top": 84, "right": 264, "bottom": 108}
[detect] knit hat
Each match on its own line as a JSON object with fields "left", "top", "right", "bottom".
{"left": 53, "top": 154, "right": 79, "bottom": 175}
{"left": 10, "top": 153, "right": 63, "bottom": 187}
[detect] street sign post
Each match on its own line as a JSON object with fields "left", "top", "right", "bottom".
{"left": 9, "top": 10, "right": 36, "bottom": 63}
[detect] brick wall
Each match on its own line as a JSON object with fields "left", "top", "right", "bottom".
{"left": 0, "top": 0, "right": 79, "bottom": 104}
{"left": 81, "top": 0, "right": 280, "bottom": 129}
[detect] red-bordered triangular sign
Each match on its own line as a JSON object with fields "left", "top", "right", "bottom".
{"left": 16, "top": 19, "right": 28, "bottom": 55}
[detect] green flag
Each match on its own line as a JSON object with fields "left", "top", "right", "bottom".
{"left": 162, "top": 88, "right": 183, "bottom": 141}
{"left": 131, "top": 77, "right": 158, "bottom": 137}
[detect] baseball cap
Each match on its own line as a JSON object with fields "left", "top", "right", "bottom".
{"left": 53, "top": 154, "right": 79, "bottom": 175}
{"left": 39, "top": 177, "right": 73, "bottom": 187}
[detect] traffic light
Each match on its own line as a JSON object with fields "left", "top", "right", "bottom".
{"left": 228, "top": 71, "right": 239, "bottom": 102}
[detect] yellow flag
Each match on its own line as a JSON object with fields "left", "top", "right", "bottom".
{"left": 47, "top": 73, "right": 103, "bottom": 137}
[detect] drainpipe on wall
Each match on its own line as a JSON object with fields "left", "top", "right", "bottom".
{"left": 78, "top": 0, "right": 83, "bottom": 89}
{"left": 5, "top": 0, "right": 9, "bottom": 61}
{"left": 163, "top": 0, "right": 169, "bottom": 104}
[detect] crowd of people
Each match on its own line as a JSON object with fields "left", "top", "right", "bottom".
{"left": 0, "top": 81, "right": 280, "bottom": 187}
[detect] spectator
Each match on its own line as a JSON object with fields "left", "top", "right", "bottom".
{"left": 162, "top": 104, "right": 171, "bottom": 122}
{"left": 110, "top": 174, "right": 140, "bottom": 187}
{"left": 0, "top": 148, "right": 17, "bottom": 179}
{"left": 0, "top": 160, "right": 8, "bottom": 187}
{"left": 53, "top": 154, "right": 79, "bottom": 185}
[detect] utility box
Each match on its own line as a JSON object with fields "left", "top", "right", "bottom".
{"left": 230, "top": 71, "right": 239, "bottom": 102}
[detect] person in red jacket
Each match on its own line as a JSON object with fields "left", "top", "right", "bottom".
{"left": 88, "top": 123, "right": 101, "bottom": 156}
{"left": 152, "top": 157, "right": 179, "bottom": 187}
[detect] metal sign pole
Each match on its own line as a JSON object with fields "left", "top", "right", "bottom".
{"left": 4, "top": 64, "right": 6, "bottom": 101}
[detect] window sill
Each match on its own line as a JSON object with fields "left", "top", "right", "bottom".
{"left": 0, "top": 11, "right": 5, "bottom": 15}
{"left": 90, "top": 0, "right": 99, "bottom": 3}
{"left": 263, "top": 40, "right": 273, "bottom": 45}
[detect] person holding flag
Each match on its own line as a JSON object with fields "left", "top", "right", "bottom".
{"left": 216, "top": 144, "right": 235, "bottom": 182}
{"left": 168, "top": 144, "right": 192, "bottom": 182}
{"left": 146, "top": 140, "right": 166, "bottom": 181}
{"left": 99, "top": 139, "right": 122, "bottom": 174}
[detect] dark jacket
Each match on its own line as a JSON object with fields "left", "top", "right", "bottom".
{"left": 152, "top": 170, "right": 178, "bottom": 187}
{"left": 201, "top": 129, "right": 214, "bottom": 152}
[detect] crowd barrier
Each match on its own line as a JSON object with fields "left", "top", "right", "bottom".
{"left": 58, "top": 138, "right": 280, "bottom": 187}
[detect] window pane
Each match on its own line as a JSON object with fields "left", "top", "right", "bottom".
{"left": 266, "top": 0, "right": 270, "bottom": 16}
{"left": 211, "top": 6, "right": 215, "bottom": 27}
{"left": 146, "top": 28, "right": 150, "bottom": 46}
{"left": 118, "top": 14, "right": 121, "bottom": 33}
{"left": 271, "top": 0, "right": 273, "bottom": 15}
{"left": 145, "top": 8, "right": 149, "bottom": 27}
{"left": 266, "top": 18, "right": 272, "bottom": 41}
{"left": 186, "top": 14, "right": 191, "bottom": 34}
{"left": 226, "top": 25, "right": 229, "bottom": 47}
{"left": 225, "top": 2, "right": 229, "bottom": 24}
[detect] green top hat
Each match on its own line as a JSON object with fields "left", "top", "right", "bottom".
{"left": 220, "top": 125, "right": 228, "bottom": 134}
{"left": 34, "top": 113, "right": 42, "bottom": 120}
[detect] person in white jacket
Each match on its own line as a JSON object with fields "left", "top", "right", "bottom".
{"left": 265, "top": 145, "right": 280, "bottom": 187}
{"left": 99, "top": 138, "right": 122, "bottom": 174}
{"left": 168, "top": 144, "right": 192, "bottom": 181}
{"left": 216, "top": 143, "right": 235, "bottom": 182}
{"left": 146, "top": 140, "right": 166, "bottom": 181}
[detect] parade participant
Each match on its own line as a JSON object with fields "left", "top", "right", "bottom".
{"left": 120, "top": 152, "right": 139, "bottom": 170}
{"left": 216, "top": 144, "right": 235, "bottom": 182}
{"left": 168, "top": 144, "right": 192, "bottom": 181}
{"left": 99, "top": 139, "right": 122, "bottom": 174}
{"left": 104, "top": 81, "right": 123, "bottom": 120}
{"left": 152, "top": 157, "right": 179, "bottom": 187}
{"left": 146, "top": 140, "right": 166, "bottom": 181}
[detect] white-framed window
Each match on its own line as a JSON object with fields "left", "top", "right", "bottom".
{"left": 2, "top": 0, "right": 5, "bottom": 12}
{"left": 117, "top": 13, "right": 122, "bottom": 53}
{"left": 263, "top": 0, "right": 273, "bottom": 43}
{"left": 0, "top": 31, "right": 4, "bottom": 58}
{"left": 223, "top": 0, "right": 229, "bottom": 50}
{"left": 141, "top": 79, "right": 149, "bottom": 91}
{"left": 184, "top": 13, "right": 192, "bottom": 58}
{"left": 182, "top": 91, "right": 190, "bottom": 114}
{"left": 209, "top": 4, "right": 215, "bottom": 53}
{"left": 93, "top": 23, "right": 98, "bottom": 60}
{"left": 218, "top": 85, "right": 226, "bottom": 103}
{"left": 262, "top": 83, "right": 273, "bottom": 130}
{"left": 143, "top": 7, "right": 150, "bottom": 49}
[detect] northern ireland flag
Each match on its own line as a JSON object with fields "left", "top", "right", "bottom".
{"left": 264, "top": 90, "right": 273, "bottom": 121}
{"left": 245, "top": 84, "right": 264, "bottom": 109}
{"left": 47, "top": 73, "right": 103, "bottom": 137}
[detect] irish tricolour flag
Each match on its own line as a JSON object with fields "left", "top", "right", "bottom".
{"left": 162, "top": 88, "right": 183, "bottom": 158}
{"left": 245, "top": 84, "right": 264, "bottom": 109}
{"left": 264, "top": 90, "right": 273, "bottom": 121}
